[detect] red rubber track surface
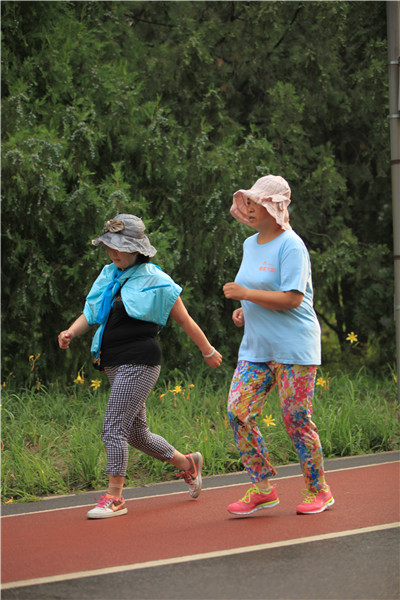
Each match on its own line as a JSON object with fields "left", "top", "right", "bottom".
{"left": 2, "top": 462, "right": 399, "bottom": 585}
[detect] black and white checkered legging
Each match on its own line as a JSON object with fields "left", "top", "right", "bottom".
{"left": 102, "top": 363, "right": 175, "bottom": 476}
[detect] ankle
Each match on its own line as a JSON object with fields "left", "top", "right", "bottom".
{"left": 255, "top": 482, "right": 271, "bottom": 493}
{"left": 183, "top": 455, "right": 194, "bottom": 473}
{"left": 108, "top": 484, "right": 123, "bottom": 499}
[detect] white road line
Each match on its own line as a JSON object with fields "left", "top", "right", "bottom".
{"left": 2, "top": 459, "right": 398, "bottom": 518}
{"left": 2, "top": 522, "right": 399, "bottom": 591}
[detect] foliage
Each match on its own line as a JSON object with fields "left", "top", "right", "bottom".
{"left": 1, "top": 1, "right": 394, "bottom": 386}
{"left": 2, "top": 368, "right": 398, "bottom": 503}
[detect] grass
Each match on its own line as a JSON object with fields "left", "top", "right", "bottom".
{"left": 2, "top": 366, "right": 399, "bottom": 503}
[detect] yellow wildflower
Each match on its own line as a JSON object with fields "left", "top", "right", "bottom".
{"left": 74, "top": 373, "right": 85, "bottom": 385}
{"left": 316, "top": 376, "right": 330, "bottom": 390}
{"left": 173, "top": 385, "right": 182, "bottom": 394}
{"left": 5, "top": 497, "right": 14, "bottom": 504}
{"left": 29, "top": 353, "right": 41, "bottom": 371}
{"left": 160, "top": 393, "right": 166, "bottom": 400}
{"left": 262, "top": 414, "right": 276, "bottom": 427}
{"left": 346, "top": 332, "right": 358, "bottom": 344}
{"left": 90, "top": 379, "right": 101, "bottom": 390}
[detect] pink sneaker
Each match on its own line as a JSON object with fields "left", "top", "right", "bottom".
{"left": 228, "top": 486, "right": 279, "bottom": 516}
{"left": 296, "top": 485, "right": 335, "bottom": 514}
{"left": 86, "top": 494, "right": 128, "bottom": 519}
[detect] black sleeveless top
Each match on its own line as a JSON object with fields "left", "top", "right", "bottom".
{"left": 98, "top": 293, "right": 162, "bottom": 368}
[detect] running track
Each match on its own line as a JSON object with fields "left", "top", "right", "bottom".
{"left": 2, "top": 452, "right": 399, "bottom": 599}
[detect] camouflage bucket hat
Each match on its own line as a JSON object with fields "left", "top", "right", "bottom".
{"left": 92, "top": 214, "right": 157, "bottom": 257}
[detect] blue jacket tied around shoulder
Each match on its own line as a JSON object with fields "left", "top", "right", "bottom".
{"left": 83, "top": 263, "right": 182, "bottom": 358}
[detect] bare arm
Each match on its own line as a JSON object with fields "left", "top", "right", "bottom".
{"left": 223, "top": 282, "right": 304, "bottom": 310}
{"left": 58, "top": 314, "right": 92, "bottom": 349}
{"left": 169, "top": 297, "right": 222, "bottom": 368}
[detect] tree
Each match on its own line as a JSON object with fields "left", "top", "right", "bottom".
{"left": 1, "top": 1, "right": 393, "bottom": 386}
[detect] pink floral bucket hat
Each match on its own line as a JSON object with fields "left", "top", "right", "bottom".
{"left": 230, "top": 175, "right": 292, "bottom": 231}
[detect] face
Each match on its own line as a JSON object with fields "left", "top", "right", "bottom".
{"left": 107, "top": 247, "right": 139, "bottom": 270}
{"left": 246, "top": 198, "right": 272, "bottom": 230}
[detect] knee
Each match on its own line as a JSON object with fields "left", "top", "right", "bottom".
{"left": 283, "top": 411, "right": 317, "bottom": 439}
{"left": 102, "top": 428, "right": 126, "bottom": 446}
{"left": 127, "top": 427, "right": 150, "bottom": 449}
{"left": 228, "top": 402, "right": 250, "bottom": 431}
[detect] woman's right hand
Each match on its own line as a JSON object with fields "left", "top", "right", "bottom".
{"left": 57, "top": 315, "right": 91, "bottom": 349}
{"left": 232, "top": 308, "right": 244, "bottom": 327}
{"left": 58, "top": 330, "right": 73, "bottom": 349}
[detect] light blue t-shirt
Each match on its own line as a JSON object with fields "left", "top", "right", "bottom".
{"left": 235, "top": 230, "right": 321, "bottom": 365}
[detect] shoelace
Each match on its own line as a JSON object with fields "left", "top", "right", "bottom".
{"left": 176, "top": 471, "right": 193, "bottom": 484}
{"left": 175, "top": 455, "right": 197, "bottom": 483}
{"left": 94, "top": 495, "right": 112, "bottom": 508}
{"left": 95, "top": 494, "right": 120, "bottom": 508}
{"left": 300, "top": 489, "right": 318, "bottom": 504}
{"left": 239, "top": 488, "right": 259, "bottom": 504}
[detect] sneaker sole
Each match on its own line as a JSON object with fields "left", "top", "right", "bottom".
{"left": 296, "top": 497, "right": 335, "bottom": 515}
{"left": 228, "top": 498, "right": 280, "bottom": 516}
{"left": 86, "top": 507, "right": 128, "bottom": 519}
{"left": 190, "top": 452, "right": 203, "bottom": 499}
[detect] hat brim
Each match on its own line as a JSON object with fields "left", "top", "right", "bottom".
{"left": 92, "top": 232, "right": 157, "bottom": 257}
{"left": 230, "top": 191, "right": 291, "bottom": 231}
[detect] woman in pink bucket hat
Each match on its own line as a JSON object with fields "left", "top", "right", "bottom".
{"left": 223, "top": 175, "right": 334, "bottom": 516}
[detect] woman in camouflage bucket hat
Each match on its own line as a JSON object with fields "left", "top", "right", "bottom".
{"left": 59, "top": 214, "right": 222, "bottom": 519}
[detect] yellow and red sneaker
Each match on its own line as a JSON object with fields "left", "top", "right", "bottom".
{"left": 228, "top": 486, "right": 279, "bottom": 516}
{"left": 296, "top": 485, "right": 335, "bottom": 515}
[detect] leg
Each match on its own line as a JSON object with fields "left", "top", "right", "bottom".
{"left": 126, "top": 402, "right": 175, "bottom": 462}
{"left": 276, "top": 363, "right": 326, "bottom": 492}
{"left": 127, "top": 409, "right": 188, "bottom": 468}
{"left": 102, "top": 364, "right": 163, "bottom": 478}
{"left": 227, "top": 360, "right": 277, "bottom": 486}
{"left": 87, "top": 363, "right": 163, "bottom": 520}
{"left": 121, "top": 365, "right": 202, "bottom": 498}
{"left": 126, "top": 405, "right": 204, "bottom": 494}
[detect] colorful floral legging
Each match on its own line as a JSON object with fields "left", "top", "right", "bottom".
{"left": 227, "top": 360, "right": 326, "bottom": 492}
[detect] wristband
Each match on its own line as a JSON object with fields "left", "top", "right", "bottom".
{"left": 203, "top": 347, "right": 216, "bottom": 358}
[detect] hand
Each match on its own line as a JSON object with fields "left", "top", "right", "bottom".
{"left": 203, "top": 349, "right": 223, "bottom": 369}
{"left": 58, "top": 330, "right": 73, "bottom": 349}
{"left": 223, "top": 282, "right": 248, "bottom": 301}
{"left": 232, "top": 308, "right": 244, "bottom": 327}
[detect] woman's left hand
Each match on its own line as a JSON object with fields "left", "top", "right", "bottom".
{"left": 204, "top": 349, "right": 223, "bottom": 369}
{"left": 223, "top": 282, "right": 248, "bottom": 301}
